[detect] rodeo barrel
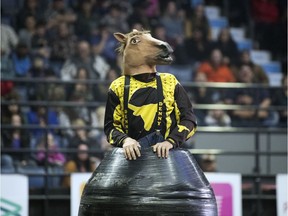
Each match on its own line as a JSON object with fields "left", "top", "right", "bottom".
{"left": 79, "top": 148, "right": 217, "bottom": 216}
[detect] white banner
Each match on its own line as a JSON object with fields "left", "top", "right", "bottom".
{"left": 0, "top": 174, "right": 29, "bottom": 216}
{"left": 71, "top": 173, "right": 92, "bottom": 216}
{"left": 276, "top": 174, "right": 288, "bottom": 216}
{"left": 205, "top": 173, "right": 242, "bottom": 216}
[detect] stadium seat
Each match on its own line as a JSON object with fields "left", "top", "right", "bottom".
{"left": 267, "top": 73, "right": 283, "bottom": 86}
{"left": 250, "top": 50, "right": 271, "bottom": 65}
{"left": 205, "top": 6, "right": 220, "bottom": 19}
{"left": 260, "top": 62, "right": 282, "bottom": 73}
{"left": 48, "top": 166, "right": 64, "bottom": 188}
{"left": 236, "top": 39, "right": 253, "bottom": 51}
{"left": 211, "top": 27, "right": 221, "bottom": 41}
{"left": 169, "top": 65, "right": 194, "bottom": 82}
{"left": 17, "top": 165, "right": 45, "bottom": 188}
{"left": 1, "top": 166, "right": 16, "bottom": 174}
{"left": 230, "top": 27, "right": 245, "bottom": 42}
{"left": 191, "top": 0, "right": 204, "bottom": 7}
{"left": 208, "top": 17, "right": 228, "bottom": 29}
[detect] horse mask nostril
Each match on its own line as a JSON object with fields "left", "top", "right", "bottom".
{"left": 159, "top": 43, "right": 173, "bottom": 53}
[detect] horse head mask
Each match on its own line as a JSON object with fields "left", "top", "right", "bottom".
{"left": 114, "top": 29, "right": 173, "bottom": 75}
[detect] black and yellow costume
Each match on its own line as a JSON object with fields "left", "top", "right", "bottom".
{"left": 104, "top": 72, "right": 197, "bottom": 147}
{"left": 80, "top": 73, "right": 218, "bottom": 216}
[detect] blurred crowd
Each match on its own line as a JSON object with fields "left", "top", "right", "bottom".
{"left": 1, "top": 0, "right": 287, "bottom": 184}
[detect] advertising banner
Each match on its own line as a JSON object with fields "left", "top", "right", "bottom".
{"left": 71, "top": 173, "right": 92, "bottom": 216}
{"left": 0, "top": 174, "right": 29, "bottom": 216}
{"left": 205, "top": 173, "right": 242, "bottom": 216}
{"left": 276, "top": 174, "right": 288, "bottom": 216}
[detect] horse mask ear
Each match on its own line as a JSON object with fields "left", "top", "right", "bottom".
{"left": 113, "top": 33, "right": 127, "bottom": 43}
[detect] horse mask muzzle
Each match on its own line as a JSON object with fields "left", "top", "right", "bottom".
{"left": 157, "top": 42, "right": 173, "bottom": 64}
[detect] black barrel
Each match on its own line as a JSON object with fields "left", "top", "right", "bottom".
{"left": 79, "top": 148, "right": 217, "bottom": 216}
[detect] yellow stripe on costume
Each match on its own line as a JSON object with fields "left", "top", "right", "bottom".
{"left": 187, "top": 127, "right": 196, "bottom": 139}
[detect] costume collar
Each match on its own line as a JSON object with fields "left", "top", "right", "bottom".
{"left": 132, "top": 72, "right": 157, "bottom": 82}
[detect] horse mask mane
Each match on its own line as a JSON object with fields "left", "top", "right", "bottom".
{"left": 114, "top": 29, "right": 173, "bottom": 75}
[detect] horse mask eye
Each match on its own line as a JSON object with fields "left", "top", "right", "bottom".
{"left": 131, "top": 38, "right": 140, "bottom": 44}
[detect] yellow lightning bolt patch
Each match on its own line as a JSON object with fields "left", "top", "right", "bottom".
{"left": 178, "top": 125, "right": 190, "bottom": 133}
{"left": 128, "top": 103, "right": 158, "bottom": 131}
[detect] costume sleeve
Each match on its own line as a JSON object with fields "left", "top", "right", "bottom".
{"left": 166, "top": 83, "right": 197, "bottom": 147}
{"left": 104, "top": 89, "right": 128, "bottom": 147}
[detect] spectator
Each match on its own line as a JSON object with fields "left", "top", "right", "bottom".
{"left": 66, "top": 67, "right": 89, "bottom": 98}
{"left": 145, "top": 0, "right": 160, "bottom": 18}
{"left": 200, "top": 154, "right": 217, "bottom": 172}
{"left": 11, "top": 43, "right": 32, "bottom": 77}
{"left": 185, "top": 27, "right": 212, "bottom": 63}
{"left": 1, "top": 114, "right": 30, "bottom": 162}
{"left": 213, "top": 27, "right": 239, "bottom": 65}
{"left": 61, "top": 40, "right": 110, "bottom": 81}
{"left": 127, "top": 1, "right": 156, "bottom": 30}
{"left": 0, "top": 24, "right": 19, "bottom": 55}
{"left": 31, "top": 21, "right": 49, "bottom": 51}
{"left": 189, "top": 73, "right": 215, "bottom": 126}
{"left": 100, "top": 4, "right": 129, "bottom": 33}
{"left": 251, "top": 0, "right": 281, "bottom": 57}
{"left": 74, "top": 0, "right": 99, "bottom": 40}
{"left": 184, "top": 4, "right": 210, "bottom": 40}
{"left": 1, "top": 91, "right": 23, "bottom": 124}
{"left": 1, "top": 49, "right": 15, "bottom": 97}
{"left": 16, "top": 0, "right": 45, "bottom": 30}
{"left": 49, "top": 22, "right": 77, "bottom": 75}
{"left": 153, "top": 24, "right": 175, "bottom": 47}
{"left": 18, "top": 15, "right": 37, "bottom": 48}
{"left": 205, "top": 101, "right": 231, "bottom": 126}
{"left": 68, "top": 118, "right": 97, "bottom": 149}
{"left": 160, "top": 1, "right": 184, "bottom": 41}
{"left": 227, "top": 0, "right": 249, "bottom": 27}
{"left": 35, "top": 133, "right": 66, "bottom": 166}
{"left": 48, "top": 85, "right": 74, "bottom": 141}
{"left": 106, "top": 67, "right": 121, "bottom": 82}
{"left": 26, "top": 105, "right": 59, "bottom": 140}
{"left": 233, "top": 50, "right": 269, "bottom": 84}
{"left": 92, "top": 66, "right": 119, "bottom": 102}
{"left": 67, "top": 89, "right": 91, "bottom": 123}
{"left": 27, "top": 56, "right": 58, "bottom": 101}
{"left": 0, "top": 50, "right": 15, "bottom": 79}
{"left": 224, "top": 65, "right": 272, "bottom": 127}
{"left": 91, "top": 24, "right": 118, "bottom": 66}
{"left": 272, "top": 75, "right": 287, "bottom": 127}
{"left": 197, "top": 49, "right": 235, "bottom": 82}
{"left": 89, "top": 106, "right": 106, "bottom": 140}
{"left": 28, "top": 55, "right": 51, "bottom": 78}
{"left": 1, "top": 154, "right": 15, "bottom": 172}
{"left": 62, "top": 143, "right": 101, "bottom": 187}
{"left": 45, "top": 0, "right": 77, "bottom": 30}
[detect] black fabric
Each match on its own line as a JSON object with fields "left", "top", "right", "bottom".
{"left": 79, "top": 148, "right": 218, "bottom": 215}
{"left": 124, "top": 73, "right": 164, "bottom": 134}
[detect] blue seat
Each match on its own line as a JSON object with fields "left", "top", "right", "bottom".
{"left": 1, "top": 166, "right": 16, "bottom": 174}
{"left": 169, "top": 65, "right": 194, "bottom": 82}
{"left": 230, "top": 27, "right": 245, "bottom": 42}
{"left": 17, "top": 166, "right": 45, "bottom": 188}
{"left": 48, "top": 166, "right": 64, "bottom": 188}
{"left": 208, "top": 17, "right": 228, "bottom": 28}
{"left": 205, "top": 6, "right": 220, "bottom": 19}
{"left": 260, "top": 62, "right": 281, "bottom": 73}
{"left": 237, "top": 39, "right": 253, "bottom": 51}
{"left": 250, "top": 50, "right": 271, "bottom": 65}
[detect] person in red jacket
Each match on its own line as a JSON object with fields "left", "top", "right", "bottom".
{"left": 197, "top": 48, "right": 235, "bottom": 82}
